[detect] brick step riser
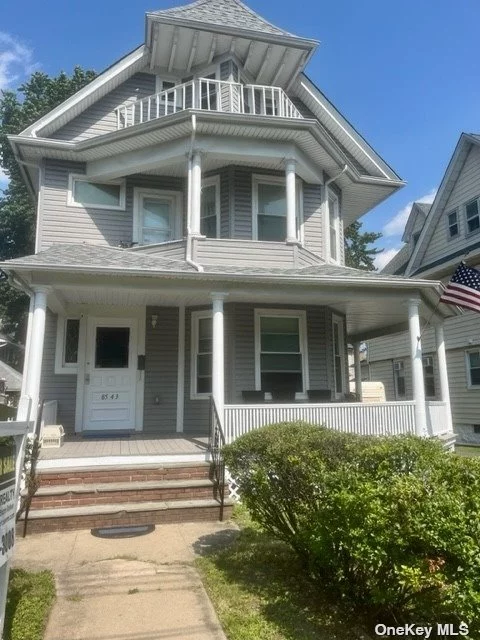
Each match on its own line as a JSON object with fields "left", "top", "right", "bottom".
{"left": 32, "top": 487, "right": 216, "bottom": 509}
{"left": 39, "top": 467, "right": 212, "bottom": 486}
{"left": 20, "top": 504, "right": 234, "bottom": 534}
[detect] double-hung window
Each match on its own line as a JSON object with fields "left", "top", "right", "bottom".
{"left": 327, "top": 190, "right": 340, "bottom": 262}
{"left": 133, "top": 188, "right": 181, "bottom": 245}
{"left": 466, "top": 350, "right": 480, "bottom": 388}
{"left": 253, "top": 176, "right": 301, "bottom": 242}
{"left": 422, "top": 355, "right": 436, "bottom": 398}
{"left": 447, "top": 210, "right": 459, "bottom": 238}
{"left": 68, "top": 175, "right": 125, "bottom": 210}
{"left": 200, "top": 176, "right": 220, "bottom": 238}
{"left": 255, "top": 310, "right": 308, "bottom": 397}
{"left": 191, "top": 312, "right": 213, "bottom": 398}
{"left": 466, "top": 198, "right": 480, "bottom": 234}
{"left": 393, "top": 360, "right": 406, "bottom": 399}
{"left": 55, "top": 317, "right": 80, "bottom": 374}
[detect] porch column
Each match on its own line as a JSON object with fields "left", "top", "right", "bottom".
{"left": 285, "top": 158, "right": 297, "bottom": 243}
{"left": 435, "top": 323, "right": 453, "bottom": 432}
{"left": 211, "top": 293, "right": 227, "bottom": 423}
{"left": 190, "top": 151, "right": 202, "bottom": 236}
{"left": 20, "top": 287, "right": 48, "bottom": 424}
{"left": 408, "top": 298, "right": 427, "bottom": 437}
{"left": 353, "top": 342, "right": 363, "bottom": 401}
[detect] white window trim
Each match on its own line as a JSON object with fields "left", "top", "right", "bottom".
{"left": 132, "top": 187, "right": 183, "bottom": 245}
{"left": 393, "top": 359, "right": 406, "bottom": 400}
{"left": 466, "top": 349, "right": 480, "bottom": 389}
{"left": 332, "top": 314, "right": 346, "bottom": 399}
{"left": 326, "top": 188, "right": 341, "bottom": 264}
{"left": 190, "top": 310, "right": 213, "bottom": 400}
{"left": 67, "top": 174, "right": 126, "bottom": 211}
{"left": 252, "top": 174, "right": 304, "bottom": 242}
{"left": 55, "top": 316, "right": 80, "bottom": 374}
{"left": 465, "top": 197, "right": 480, "bottom": 236}
{"left": 201, "top": 175, "right": 221, "bottom": 238}
{"left": 254, "top": 308, "right": 309, "bottom": 400}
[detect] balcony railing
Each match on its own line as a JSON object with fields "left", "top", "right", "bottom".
{"left": 116, "top": 78, "right": 303, "bottom": 129}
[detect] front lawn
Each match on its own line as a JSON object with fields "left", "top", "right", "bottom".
{"left": 196, "top": 508, "right": 368, "bottom": 640}
{"left": 4, "top": 569, "right": 55, "bottom": 640}
{"left": 456, "top": 445, "right": 480, "bottom": 458}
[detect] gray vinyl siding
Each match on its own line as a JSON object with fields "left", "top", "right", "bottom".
{"left": 302, "top": 184, "right": 323, "bottom": 256}
{"left": 193, "top": 238, "right": 295, "bottom": 267}
{"left": 143, "top": 307, "right": 178, "bottom": 434}
{"left": 233, "top": 167, "right": 252, "bottom": 239}
{"left": 220, "top": 168, "right": 231, "bottom": 238}
{"left": 423, "top": 144, "right": 480, "bottom": 265}
{"left": 40, "top": 159, "right": 184, "bottom": 249}
{"left": 39, "top": 310, "right": 77, "bottom": 434}
{"left": 51, "top": 73, "right": 156, "bottom": 142}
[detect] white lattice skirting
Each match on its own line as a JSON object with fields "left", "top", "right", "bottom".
{"left": 225, "top": 468, "right": 241, "bottom": 502}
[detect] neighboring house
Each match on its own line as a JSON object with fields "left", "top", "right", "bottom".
{"left": 0, "top": 0, "right": 456, "bottom": 448}
{"left": 367, "top": 132, "right": 480, "bottom": 444}
{"left": 0, "top": 359, "right": 22, "bottom": 407}
{"left": 0, "top": 333, "right": 25, "bottom": 373}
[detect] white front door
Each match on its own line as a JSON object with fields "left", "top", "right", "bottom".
{"left": 83, "top": 318, "right": 138, "bottom": 431}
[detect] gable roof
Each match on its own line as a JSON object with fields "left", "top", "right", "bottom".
{"left": 149, "top": 0, "right": 296, "bottom": 38}
{"left": 406, "top": 133, "right": 480, "bottom": 276}
{"left": 380, "top": 244, "right": 411, "bottom": 276}
{"left": 401, "top": 201, "right": 430, "bottom": 243}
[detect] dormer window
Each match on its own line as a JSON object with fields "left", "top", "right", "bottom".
{"left": 447, "top": 210, "right": 458, "bottom": 238}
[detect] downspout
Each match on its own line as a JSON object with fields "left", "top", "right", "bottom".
{"left": 325, "top": 164, "right": 348, "bottom": 187}
{"left": 185, "top": 113, "right": 204, "bottom": 272}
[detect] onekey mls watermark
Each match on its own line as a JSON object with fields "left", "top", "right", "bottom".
{"left": 374, "top": 623, "right": 469, "bottom": 638}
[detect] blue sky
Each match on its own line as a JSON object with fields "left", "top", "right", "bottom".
{"left": 2, "top": 0, "right": 480, "bottom": 268}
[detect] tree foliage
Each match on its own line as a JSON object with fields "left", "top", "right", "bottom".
{"left": 0, "top": 67, "right": 96, "bottom": 341}
{"left": 344, "top": 220, "right": 383, "bottom": 271}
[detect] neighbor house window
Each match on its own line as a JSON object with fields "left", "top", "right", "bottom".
{"left": 201, "top": 176, "right": 220, "bottom": 238}
{"left": 393, "top": 360, "right": 406, "bottom": 398}
{"left": 422, "top": 355, "right": 436, "bottom": 398}
{"left": 55, "top": 317, "right": 80, "bottom": 374}
{"left": 191, "top": 312, "right": 212, "bottom": 398}
{"left": 466, "top": 198, "right": 480, "bottom": 234}
{"left": 254, "top": 310, "right": 309, "bottom": 397}
{"left": 332, "top": 315, "right": 346, "bottom": 397}
{"left": 133, "top": 188, "right": 181, "bottom": 245}
{"left": 447, "top": 210, "right": 458, "bottom": 238}
{"left": 68, "top": 175, "right": 125, "bottom": 210}
{"left": 253, "top": 176, "right": 302, "bottom": 242}
{"left": 327, "top": 190, "right": 341, "bottom": 262}
{"left": 466, "top": 350, "right": 480, "bottom": 387}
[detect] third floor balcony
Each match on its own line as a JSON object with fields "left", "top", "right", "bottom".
{"left": 116, "top": 78, "right": 304, "bottom": 129}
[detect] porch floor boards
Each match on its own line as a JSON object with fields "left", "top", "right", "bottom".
{"left": 39, "top": 435, "right": 209, "bottom": 461}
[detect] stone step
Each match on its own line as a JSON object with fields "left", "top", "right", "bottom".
{"left": 31, "top": 478, "right": 215, "bottom": 509}
{"left": 20, "top": 498, "right": 234, "bottom": 533}
{"left": 38, "top": 461, "right": 212, "bottom": 486}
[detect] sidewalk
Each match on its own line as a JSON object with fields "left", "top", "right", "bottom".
{"left": 13, "top": 521, "right": 239, "bottom": 640}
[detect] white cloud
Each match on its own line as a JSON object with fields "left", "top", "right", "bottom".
{"left": 0, "top": 32, "right": 36, "bottom": 91}
{"left": 0, "top": 166, "right": 9, "bottom": 192}
{"left": 374, "top": 246, "right": 402, "bottom": 271}
{"left": 383, "top": 189, "right": 437, "bottom": 237}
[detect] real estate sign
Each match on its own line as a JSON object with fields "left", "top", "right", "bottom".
{"left": 0, "top": 442, "right": 17, "bottom": 566}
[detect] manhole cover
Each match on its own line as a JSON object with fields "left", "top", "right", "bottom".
{"left": 91, "top": 524, "right": 155, "bottom": 539}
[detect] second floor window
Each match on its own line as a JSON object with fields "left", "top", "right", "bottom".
{"left": 328, "top": 191, "right": 340, "bottom": 262}
{"left": 253, "top": 176, "right": 301, "bottom": 242}
{"left": 447, "top": 210, "right": 458, "bottom": 238}
{"left": 200, "top": 177, "right": 220, "bottom": 238}
{"left": 133, "top": 189, "right": 181, "bottom": 245}
{"left": 466, "top": 198, "right": 480, "bottom": 234}
{"left": 68, "top": 175, "right": 125, "bottom": 210}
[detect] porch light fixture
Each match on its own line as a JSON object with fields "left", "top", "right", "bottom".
{"left": 151, "top": 314, "right": 158, "bottom": 329}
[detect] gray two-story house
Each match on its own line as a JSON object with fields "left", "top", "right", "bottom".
{"left": 2, "top": 0, "right": 456, "bottom": 465}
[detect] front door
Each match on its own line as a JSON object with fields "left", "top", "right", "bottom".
{"left": 83, "top": 318, "right": 138, "bottom": 431}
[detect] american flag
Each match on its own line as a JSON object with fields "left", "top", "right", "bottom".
{"left": 440, "top": 263, "right": 480, "bottom": 313}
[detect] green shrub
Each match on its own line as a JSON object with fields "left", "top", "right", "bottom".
{"left": 224, "top": 423, "right": 480, "bottom": 633}
{"left": 4, "top": 569, "right": 55, "bottom": 640}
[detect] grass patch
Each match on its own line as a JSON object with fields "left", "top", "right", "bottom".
{"left": 4, "top": 569, "right": 55, "bottom": 640}
{"left": 196, "top": 509, "right": 367, "bottom": 640}
{"left": 456, "top": 445, "right": 480, "bottom": 458}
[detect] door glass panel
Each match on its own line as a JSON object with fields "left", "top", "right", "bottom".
{"left": 95, "top": 327, "right": 130, "bottom": 368}
{"left": 142, "top": 197, "right": 173, "bottom": 244}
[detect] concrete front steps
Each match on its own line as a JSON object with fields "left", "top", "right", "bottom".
{"left": 21, "top": 462, "right": 233, "bottom": 533}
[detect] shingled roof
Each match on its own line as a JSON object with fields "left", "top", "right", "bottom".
{"left": 150, "top": 0, "right": 297, "bottom": 38}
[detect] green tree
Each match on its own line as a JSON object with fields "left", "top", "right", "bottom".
{"left": 344, "top": 220, "right": 383, "bottom": 271}
{"left": 0, "top": 67, "right": 96, "bottom": 341}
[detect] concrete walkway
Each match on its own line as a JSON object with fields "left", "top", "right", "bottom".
{"left": 13, "top": 521, "right": 239, "bottom": 640}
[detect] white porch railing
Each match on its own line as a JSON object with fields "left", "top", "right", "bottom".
{"left": 224, "top": 401, "right": 417, "bottom": 444}
{"left": 425, "top": 401, "right": 449, "bottom": 436}
{"left": 116, "top": 78, "right": 303, "bottom": 129}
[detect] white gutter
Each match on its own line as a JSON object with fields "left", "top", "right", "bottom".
{"left": 185, "top": 114, "right": 203, "bottom": 273}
